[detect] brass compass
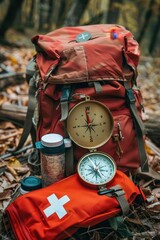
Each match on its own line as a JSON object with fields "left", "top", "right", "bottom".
{"left": 67, "top": 97, "right": 114, "bottom": 149}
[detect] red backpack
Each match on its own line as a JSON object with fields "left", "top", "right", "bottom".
{"left": 3, "top": 24, "right": 148, "bottom": 240}
{"left": 18, "top": 24, "right": 148, "bottom": 176}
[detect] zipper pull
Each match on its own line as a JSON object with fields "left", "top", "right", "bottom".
{"left": 117, "top": 122, "right": 124, "bottom": 141}
{"left": 35, "top": 82, "right": 48, "bottom": 97}
{"left": 112, "top": 134, "right": 123, "bottom": 159}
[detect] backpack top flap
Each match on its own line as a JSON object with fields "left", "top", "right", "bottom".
{"left": 31, "top": 24, "right": 140, "bottom": 84}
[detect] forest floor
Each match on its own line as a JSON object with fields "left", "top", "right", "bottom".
{"left": 0, "top": 41, "right": 160, "bottom": 239}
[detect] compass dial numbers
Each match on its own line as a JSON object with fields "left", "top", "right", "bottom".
{"left": 78, "top": 152, "right": 116, "bottom": 187}
{"left": 67, "top": 100, "right": 114, "bottom": 149}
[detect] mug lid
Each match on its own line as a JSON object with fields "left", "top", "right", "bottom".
{"left": 41, "top": 133, "right": 63, "bottom": 147}
{"left": 21, "top": 176, "right": 42, "bottom": 191}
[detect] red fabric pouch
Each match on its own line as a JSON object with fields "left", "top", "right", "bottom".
{"left": 4, "top": 170, "right": 143, "bottom": 240}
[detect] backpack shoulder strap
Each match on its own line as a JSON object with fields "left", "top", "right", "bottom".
{"left": 60, "top": 85, "right": 75, "bottom": 176}
{"left": 124, "top": 81, "right": 148, "bottom": 172}
{"left": 15, "top": 60, "right": 37, "bottom": 151}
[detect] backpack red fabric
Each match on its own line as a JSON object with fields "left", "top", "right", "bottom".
{"left": 32, "top": 24, "right": 139, "bottom": 82}
{"left": 4, "top": 170, "right": 143, "bottom": 240}
{"left": 29, "top": 24, "right": 147, "bottom": 175}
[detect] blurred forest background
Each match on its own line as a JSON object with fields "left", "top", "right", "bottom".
{"left": 0, "top": 0, "right": 160, "bottom": 56}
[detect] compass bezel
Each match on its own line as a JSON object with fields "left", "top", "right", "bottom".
{"left": 67, "top": 100, "right": 114, "bottom": 149}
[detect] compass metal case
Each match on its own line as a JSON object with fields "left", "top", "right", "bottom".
{"left": 67, "top": 99, "right": 114, "bottom": 149}
{"left": 77, "top": 152, "right": 116, "bottom": 189}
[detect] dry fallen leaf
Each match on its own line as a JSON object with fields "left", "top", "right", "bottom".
{"left": 0, "top": 190, "right": 12, "bottom": 201}
{"left": 4, "top": 171, "right": 16, "bottom": 183}
{"left": 2, "top": 199, "right": 11, "bottom": 209}
{"left": 1, "top": 179, "right": 9, "bottom": 189}
{"left": 152, "top": 188, "right": 160, "bottom": 198}
{"left": 147, "top": 201, "right": 160, "bottom": 212}
{"left": 0, "top": 121, "right": 16, "bottom": 130}
{"left": 0, "top": 187, "right": 3, "bottom": 193}
{"left": 7, "top": 157, "right": 21, "bottom": 168}
{"left": 13, "top": 166, "right": 30, "bottom": 175}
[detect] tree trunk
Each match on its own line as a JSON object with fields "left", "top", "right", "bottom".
{"left": 148, "top": 6, "right": 160, "bottom": 54}
{"left": 26, "top": 0, "right": 36, "bottom": 28}
{"left": 0, "top": 0, "right": 24, "bottom": 38}
{"left": 106, "top": 0, "right": 123, "bottom": 24}
{"left": 47, "top": 0, "right": 55, "bottom": 30}
{"left": 55, "top": 0, "right": 67, "bottom": 28}
{"left": 63, "top": 0, "right": 89, "bottom": 26}
{"left": 137, "top": 0, "right": 155, "bottom": 44}
{"left": 38, "top": 0, "right": 50, "bottom": 31}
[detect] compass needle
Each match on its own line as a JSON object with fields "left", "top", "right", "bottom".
{"left": 86, "top": 172, "right": 94, "bottom": 176}
{"left": 88, "top": 157, "right": 96, "bottom": 170}
{"left": 97, "top": 169, "right": 105, "bottom": 179}
{"left": 85, "top": 107, "right": 91, "bottom": 125}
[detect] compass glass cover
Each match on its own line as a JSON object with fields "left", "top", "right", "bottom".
{"left": 78, "top": 152, "right": 116, "bottom": 186}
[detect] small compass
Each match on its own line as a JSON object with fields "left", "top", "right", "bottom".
{"left": 67, "top": 98, "right": 114, "bottom": 149}
{"left": 77, "top": 152, "right": 116, "bottom": 188}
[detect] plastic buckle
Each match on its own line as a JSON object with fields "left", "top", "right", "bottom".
{"left": 98, "top": 187, "right": 123, "bottom": 196}
{"left": 60, "top": 86, "right": 71, "bottom": 102}
{"left": 126, "top": 88, "right": 136, "bottom": 103}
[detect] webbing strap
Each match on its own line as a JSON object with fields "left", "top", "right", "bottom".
{"left": 93, "top": 81, "right": 102, "bottom": 93}
{"left": 109, "top": 185, "right": 130, "bottom": 215}
{"left": 60, "top": 86, "right": 75, "bottom": 176}
{"left": 98, "top": 185, "right": 130, "bottom": 215}
{"left": 60, "top": 85, "right": 72, "bottom": 122}
{"left": 64, "top": 138, "right": 74, "bottom": 176}
{"left": 15, "top": 73, "right": 37, "bottom": 151}
{"left": 124, "top": 82, "right": 148, "bottom": 172}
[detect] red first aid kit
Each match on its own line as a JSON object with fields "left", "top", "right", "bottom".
{"left": 4, "top": 170, "right": 143, "bottom": 240}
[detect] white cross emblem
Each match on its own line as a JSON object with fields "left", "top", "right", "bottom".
{"left": 43, "top": 194, "right": 70, "bottom": 219}
{"left": 79, "top": 33, "right": 89, "bottom": 40}
{"left": 76, "top": 32, "right": 91, "bottom": 42}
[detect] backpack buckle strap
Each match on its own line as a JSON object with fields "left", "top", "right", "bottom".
{"left": 124, "top": 81, "right": 144, "bottom": 133}
{"left": 98, "top": 185, "right": 130, "bottom": 215}
{"left": 60, "top": 86, "right": 74, "bottom": 176}
{"left": 93, "top": 81, "right": 102, "bottom": 93}
{"left": 124, "top": 81, "right": 148, "bottom": 173}
{"left": 88, "top": 81, "right": 102, "bottom": 93}
{"left": 126, "top": 88, "right": 136, "bottom": 104}
{"left": 110, "top": 185, "right": 130, "bottom": 215}
{"left": 14, "top": 72, "right": 37, "bottom": 151}
{"left": 60, "top": 85, "right": 72, "bottom": 121}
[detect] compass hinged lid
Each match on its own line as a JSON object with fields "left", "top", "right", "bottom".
{"left": 67, "top": 99, "right": 114, "bottom": 149}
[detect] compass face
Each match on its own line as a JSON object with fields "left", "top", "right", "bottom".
{"left": 67, "top": 100, "right": 114, "bottom": 149}
{"left": 77, "top": 152, "right": 116, "bottom": 188}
